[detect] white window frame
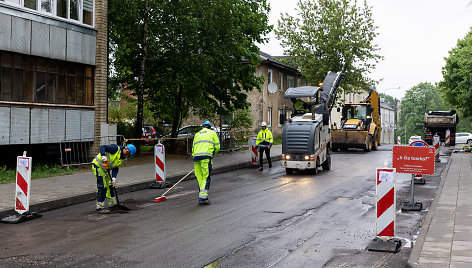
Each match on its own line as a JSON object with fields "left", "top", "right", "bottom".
{"left": 1, "top": 0, "right": 94, "bottom": 27}
{"left": 267, "top": 69, "right": 273, "bottom": 84}
{"left": 278, "top": 71, "right": 283, "bottom": 92}
{"left": 267, "top": 107, "right": 272, "bottom": 128}
{"left": 278, "top": 108, "right": 284, "bottom": 128}
{"left": 287, "top": 75, "right": 294, "bottom": 89}
{"left": 297, "top": 78, "right": 301, "bottom": 87}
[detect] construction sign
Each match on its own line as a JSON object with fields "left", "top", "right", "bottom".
{"left": 392, "top": 146, "right": 435, "bottom": 175}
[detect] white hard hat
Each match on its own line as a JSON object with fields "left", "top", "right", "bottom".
{"left": 261, "top": 122, "right": 267, "bottom": 127}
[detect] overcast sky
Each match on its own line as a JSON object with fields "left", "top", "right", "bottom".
{"left": 258, "top": 0, "right": 472, "bottom": 99}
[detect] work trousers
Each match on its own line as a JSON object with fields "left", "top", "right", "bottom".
{"left": 259, "top": 146, "right": 271, "bottom": 167}
{"left": 194, "top": 158, "right": 212, "bottom": 200}
{"left": 92, "top": 163, "right": 116, "bottom": 209}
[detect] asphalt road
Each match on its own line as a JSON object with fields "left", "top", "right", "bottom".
{"left": 0, "top": 145, "right": 450, "bottom": 267}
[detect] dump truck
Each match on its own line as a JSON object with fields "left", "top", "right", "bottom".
{"left": 331, "top": 89, "right": 381, "bottom": 152}
{"left": 424, "top": 110, "right": 458, "bottom": 146}
{"left": 281, "top": 71, "right": 344, "bottom": 175}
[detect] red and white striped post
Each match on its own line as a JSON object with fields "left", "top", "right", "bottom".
{"left": 15, "top": 152, "right": 32, "bottom": 214}
{"left": 375, "top": 168, "right": 396, "bottom": 237}
{"left": 150, "top": 142, "right": 166, "bottom": 189}
{"left": 433, "top": 135, "right": 440, "bottom": 162}
{"left": 248, "top": 137, "right": 258, "bottom": 165}
{"left": 445, "top": 129, "right": 450, "bottom": 146}
{"left": 367, "top": 167, "right": 401, "bottom": 252}
{"left": 397, "top": 136, "right": 401, "bottom": 145}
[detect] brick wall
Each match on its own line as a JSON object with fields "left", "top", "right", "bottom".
{"left": 92, "top": 0, "right": 108, "bottom": 155}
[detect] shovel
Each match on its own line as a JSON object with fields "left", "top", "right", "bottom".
{"left": 108, "top": 171, "right": 131, "bottom": 211}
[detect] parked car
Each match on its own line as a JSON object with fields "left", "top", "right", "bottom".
{"left": 142, "top": 126, "right": 160, "bottom": 145}
{"left": 455, "top": 132, "right": 472, "bottom": 144}
{"left": 408, "top": 135, "right": 423, "bottom": 145}
{"left": 164, "top": 125, "right": 224, "bottom": 139}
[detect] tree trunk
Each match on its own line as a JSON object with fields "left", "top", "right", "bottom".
{"left": 135, "top": 0, "right": 149, "bottom": 152}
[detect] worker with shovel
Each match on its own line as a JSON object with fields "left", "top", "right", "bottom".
{"left": 192, "top": 121, "right": 220, "bottom": 205}
{"left": 92, "top": 143, "right": 136, "bottom": 213}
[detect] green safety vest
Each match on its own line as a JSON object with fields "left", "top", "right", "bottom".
{"left": 192, "top": 128, "right": 220, "bottom": 159}
{"left": 92, "top": 148, "right": 123, "bottom": 171}
{"left": 256, "top": 128, "right": 273, "bottom": 145}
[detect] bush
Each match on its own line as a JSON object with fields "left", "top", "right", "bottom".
{"left": 117, "top": 122, "right": 135, "bottom": 138}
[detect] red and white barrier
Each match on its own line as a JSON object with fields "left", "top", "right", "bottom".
{"left": 15, "top": 153, "right": 32, "bottom": 214}
{"left": 397, "top": 136, "right": 401, "bottom": 145}
{"left": 155, "top": 142, "right": 166, "bottom": 184}
{"left": 248, "top": 137, "right": 258, "bottom": 164}
{"left": 445, "top": 129, "right": 450, "bottom": 146}
{"left": 433, "top": 135, "right": 440, "bottom": 162}
{"left": 376, "top": 168, "right": 396, "bottom": 237}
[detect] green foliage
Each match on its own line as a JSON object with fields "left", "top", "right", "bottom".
{"left": 0, "top": 164, "right": 78, "bottom": 184}
{"left": 398, "top": 83, "right": 449, "bottom": 142}
{"left": 228, "top": 109, "right": 253, "bottom": 130}
{"left": 275, "top": 0, "right": 382, "bottom": 93}
{"left": 117, "top": 122, "right": 135, "bottom": 139}
{"left": 440, "top": 27, "right": 472, "bottom": 118}
{"left": 109, "top": 0, "right": 272, "bottom": 138}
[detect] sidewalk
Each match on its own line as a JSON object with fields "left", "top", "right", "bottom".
{"left": 408, "top": 148, "right": 472, "bottom": 267}
{"left": 0, "top": 145, "right": 282, "bottom": 218}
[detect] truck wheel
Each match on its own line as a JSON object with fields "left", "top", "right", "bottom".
{"left": 364, "top": 136, "right": 372, "bottom": 152}
{"left": 322, "top": 154, "right": 331, "bottom": 170}
{"left": 286, "top": 168, "right": 294, "bottom": 175}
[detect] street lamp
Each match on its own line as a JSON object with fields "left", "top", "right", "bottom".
{"left": 404, "top": 112, "right": 416, "bottom": 144}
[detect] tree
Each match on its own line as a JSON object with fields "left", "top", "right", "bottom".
{"left": 109, "top": 0, "right": 272, "bottom": 139}
{"left": 275, "top": 0, "right": 382, "bottom": 93}
{"left": 439, "top": 27, "right": 472, "bottom": 118}
{"left": 398, "top": 83, "right": 449, "bottom": 143}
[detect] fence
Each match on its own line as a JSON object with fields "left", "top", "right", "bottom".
{"left": 60, "top": 135, "right": 125, "bottom": 168}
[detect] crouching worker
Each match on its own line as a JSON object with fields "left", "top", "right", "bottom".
{"left": 192, "top": 121, "right": 220, "bottom": 205}
{"left": 92, "top": 143, "right": 136, "bottom": 213}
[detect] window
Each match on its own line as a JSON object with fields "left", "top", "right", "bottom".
{"left": 40, "top": 0, "right": 53, "bottom": 13}
{"left": 267, "top": 69, "right": 273, "bottom": 84}
{"left": 297, "top": 78, "right": 301, "bottom": 87}
{"left": 2, "top": 0, "right": 93, "bottom": 26}
{"left": 69, "top": 0, "right": 80, "bottom": 20}
{"left": 278, "top": 109, "right": 284, "bottom": 128}
{"left": 278, "top": 71, "right": 283, "bottom": 92}
{"left": 267, "top": 107, "right": 272, "bottom": 128}
{"left": 287, "top": 75, "right": 294, "bottom": 89}
{"left": 0, "top": 51, "right": 94, "bottom": 105}
{"left": 57, "top": 0, "right": 67, "bottom": 18}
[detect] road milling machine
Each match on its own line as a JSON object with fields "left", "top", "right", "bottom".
{"left": 331, "top": 89, "right": 381, "bottom": 152}
{"left": 281, "top": 71, "right": 345, "bottom": 175}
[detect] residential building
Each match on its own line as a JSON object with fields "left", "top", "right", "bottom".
{"left": 0, "top": 0, "right": 107, "bottom": 158}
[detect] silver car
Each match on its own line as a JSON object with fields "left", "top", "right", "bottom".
{"left": 455, "top": 132, "right": 472, "bottom": 144}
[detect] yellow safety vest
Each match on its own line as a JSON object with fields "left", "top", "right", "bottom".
{"left": 192, "top": 128, "right": 220, "bottom": 159}
{"left": 256, "top": 128, "right": 273, "bottom": 145}
{"left": 92, "top": 147, "right": 123, "bottom": 171}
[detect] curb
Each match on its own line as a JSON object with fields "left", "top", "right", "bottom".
{"left": 406, "top": 152, "right": 455, "bottom": 267}
{"left": 0, "top": 155, "right": 281, "bottom": 219}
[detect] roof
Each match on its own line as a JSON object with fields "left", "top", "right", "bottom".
{"left": 259, "top": 51, "right": 300, "bottom": 74}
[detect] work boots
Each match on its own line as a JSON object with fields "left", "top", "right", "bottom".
{"left": 96, "top": 208, "right": 110, "bottom": 214}
{"left": 269, "top": 162, "right": 272, "bottom": 168}
{"left": 198, "top": 199, "right": 210, "bottom": 206}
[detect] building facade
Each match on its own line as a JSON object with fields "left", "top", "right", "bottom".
{"left": 380, "top": 101, "right": 395, "bottom": 144}
{"left": 0, "top": 0, "right": 107, "bottom": 154}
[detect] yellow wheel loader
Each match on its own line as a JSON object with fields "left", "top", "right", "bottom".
{"left": 331, "top": 89, "right": 381, "bottom": 152}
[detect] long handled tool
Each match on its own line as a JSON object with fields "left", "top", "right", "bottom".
{"left": 107, "top": 171, "right": 130, "bottom": 211}
{"left": 155, "top": 169, "right": 194, "bottom": 203}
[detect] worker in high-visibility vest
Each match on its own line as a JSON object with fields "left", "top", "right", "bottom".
{"left": 91, "top": 143, "right": 136, "bottom": 213}
{"left": 256, "top": 122, "right": 273, "bottom": 171}
{"left": 291, "top": 98, "right": 310, "bottom": 115}
{"left": 192, "top": 121, "right": 220, "bottom": 205}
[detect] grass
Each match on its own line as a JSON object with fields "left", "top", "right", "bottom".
{"left": 0, "top": 164, "right": 81, "bottom": 184}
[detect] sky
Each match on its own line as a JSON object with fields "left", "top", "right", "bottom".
{"left": 258, "top": 0, "right": 472, "bottom": 99}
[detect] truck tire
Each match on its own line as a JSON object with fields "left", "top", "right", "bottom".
{"left": 286, "top": 168, "right": 294, "bottom": 175}
{"left": 322, "top": 153, "right": 331, "bottom": 170}
{"left": 364, "top": 136, "right": 372, "bottom": 152}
